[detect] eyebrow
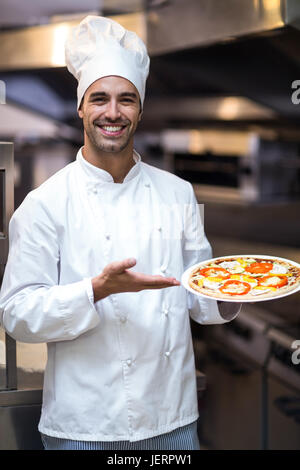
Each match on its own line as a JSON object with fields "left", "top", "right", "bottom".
{"left": 89, "top": 91, "right": 138, "bottom": 100}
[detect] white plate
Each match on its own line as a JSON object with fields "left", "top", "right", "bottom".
{"left": 181, "top": 254, "right": 300, "bottom": 303}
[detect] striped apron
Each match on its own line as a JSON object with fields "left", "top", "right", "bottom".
{"left": 40, "top": 421, "right": 200, "bottom": 450}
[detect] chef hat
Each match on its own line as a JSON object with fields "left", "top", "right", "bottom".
{"left": 65, "top": 15, "right": 150, "bottom": 109}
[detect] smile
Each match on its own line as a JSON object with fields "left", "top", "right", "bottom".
{"left": 96, "top": 125, "right": 127, "bottom": 136}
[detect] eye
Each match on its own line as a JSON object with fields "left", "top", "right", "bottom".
{"left": 92, "top": 98, "right": 106, "bottom": 103}
{"left": 89, "top": 95, "right": 108, "bottom": 104}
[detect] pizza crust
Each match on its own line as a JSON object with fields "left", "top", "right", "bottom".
{"left": 188, "top": 256, "right": 300, "bottom": 301}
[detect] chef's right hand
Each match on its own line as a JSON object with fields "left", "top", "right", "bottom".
{"left": 92, "top": 257, "right": 181, "bottom": 302}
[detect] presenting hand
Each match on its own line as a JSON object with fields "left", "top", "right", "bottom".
{"left": 92, "top": 258, "right": 181, "bottom": 302}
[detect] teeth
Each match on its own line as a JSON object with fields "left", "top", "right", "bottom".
{"left": 101, "top": 126, "right": 123, "bottom": 132}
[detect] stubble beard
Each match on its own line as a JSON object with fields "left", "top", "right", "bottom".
{"left": 84, "top": 118, "right": 134, "bottom": 154}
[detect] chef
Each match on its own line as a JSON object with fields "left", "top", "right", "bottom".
{"left": 0, "top": 16, "right": 241, "bottom": 450}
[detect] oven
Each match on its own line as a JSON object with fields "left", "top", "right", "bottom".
{"left": 266, "top": 327, "right": 300, "bottom": 449}
{"left": 193, "top": 307, "right": 270, "bottom": 449}
{"left": 193, "top": 305, "right": 300, "bottom": 450}
{"left": 161, "top": 130, "right": 300, "bottom": 205}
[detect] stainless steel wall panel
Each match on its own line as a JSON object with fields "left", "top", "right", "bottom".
{"left": 0, "top": 13, "right": 147, "bottom": 71}
{"left": 147, "top": 0, "right": 286, "bottom": 56}
{"left": 0, "top": 142, "right": 14, "bottom": 272}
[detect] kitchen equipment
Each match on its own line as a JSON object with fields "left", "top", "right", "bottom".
{"left": 196, "top": 305, "right": 300, "bottom": 449}
{"left": 0, "top": 142, "right": 43, "bottom": 450}
{"left": 0, "top": 142, "right": 16, "bottom": 391}
{"left": 170, "top": 135, "right": 300, "bottom": 205}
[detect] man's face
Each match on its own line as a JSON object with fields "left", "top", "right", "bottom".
{"left": 78, "top": 76, "right": 142, "bottom": 154}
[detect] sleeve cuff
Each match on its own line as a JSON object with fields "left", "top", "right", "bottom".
{"left": 188, "top": 292, "right": 241, "bottom": 325}
{"left": 59, "top": 278, "right": 100, "bottom": 339}
{"left": 83, "top": 277, "right": 95, "bottom": 305}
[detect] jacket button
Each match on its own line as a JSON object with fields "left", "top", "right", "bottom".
{"left": 120, "top": 316, "right": 127, "bottom": 323}
{"left": 165, "top": 351, "right": 170, "bottom": 357}
{"left": 163, "top": 308, "right": 169, "bottom": 315}
{"left": 126, "top": 359, "right": 132, "bottom": 366}
{"left": 106, "top": 234, "right": 110, "bottom": 240}
{"left": 160, "top": 266, "right": 166, "bottom": 273}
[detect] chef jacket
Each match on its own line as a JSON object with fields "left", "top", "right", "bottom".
{"left": 0, "top": 148, "right": 239, "bottom": 442}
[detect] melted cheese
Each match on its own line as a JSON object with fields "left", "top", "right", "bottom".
{"left": 219, "top": 261, "right": 239, "bottom": 270}
{"left": 260, "top": 276, "right": 282, "bottom": 287}
{"left": 270, "top": 263, "right": 287, "bottom": 275}
{"left": 219, "top": 260, "right": 244, "bottom": 274}
{"left": 221, "top": 281, "right": 251, "bottom": 294}
{"left": 203, "top": 279, "right": 222, "bottom": 290}
{"left": 229, "top": 274, "right": 257, "bottom": 286}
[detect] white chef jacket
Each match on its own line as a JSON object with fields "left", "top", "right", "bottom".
{"left": 0, "top": 148, "right": 238, "bottom": 442}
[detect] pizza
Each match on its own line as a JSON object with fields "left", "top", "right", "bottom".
{"left": 187, "top": 255, "right": 300, "bottom": 301}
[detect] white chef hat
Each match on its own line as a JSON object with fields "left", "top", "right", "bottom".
{"left": 65, "top": 15, "right": 150, "bottom": 110}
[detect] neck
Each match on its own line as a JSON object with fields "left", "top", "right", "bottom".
{"left": 82, "top": 139, "right": 136, "bottom": 183}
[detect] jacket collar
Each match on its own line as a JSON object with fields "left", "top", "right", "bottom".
{"left": 76, "top": 147, "right": 141, "bottom": 184}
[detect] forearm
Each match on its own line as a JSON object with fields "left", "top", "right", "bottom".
{"left": 91, "top": 273, "right": 113, "bottom": 302}
{"left": 0, "top": 279, "right": 100, "bottom": 343}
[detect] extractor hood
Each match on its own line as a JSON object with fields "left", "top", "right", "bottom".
{"left": 1, "top": 0, "right": 300, "bottom": 128}
{"left": 1, "top": 0, "right": 300, "bottom": 70}
{"left": 147, "top": 0, "right": 300, "bottom": 55}
{"left": 0, "top": 12, "right": 146, "bottom": 71}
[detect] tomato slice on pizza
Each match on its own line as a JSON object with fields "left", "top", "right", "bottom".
{"left": 258, "top": 274, "right": 288, "bottom": 289}
{"left": 245, "top": 262, "right": 273, "bottom": 274}
{"left": 199, "top": 267, "right": 230, "bottom": 279}
{"left": 219, "top": 280, "right": 251, "bottom": 296}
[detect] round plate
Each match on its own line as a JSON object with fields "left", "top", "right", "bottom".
{"left": 181, "top": 254, "right": 300, "bottom": 303}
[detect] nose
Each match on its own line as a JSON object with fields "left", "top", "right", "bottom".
{"left": 104, "top": 99, "right": 121, "bottom": 121}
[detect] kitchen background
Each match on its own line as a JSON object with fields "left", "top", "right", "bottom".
{"left": 1, "top": 0, "right": 300, "bottom": 450}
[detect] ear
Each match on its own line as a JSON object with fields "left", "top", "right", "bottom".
{"left": 138, "top": 110, "right": 143, "bottom": 122}
{"left": 78, "top": 96, "right": 84, "bottom": 118}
